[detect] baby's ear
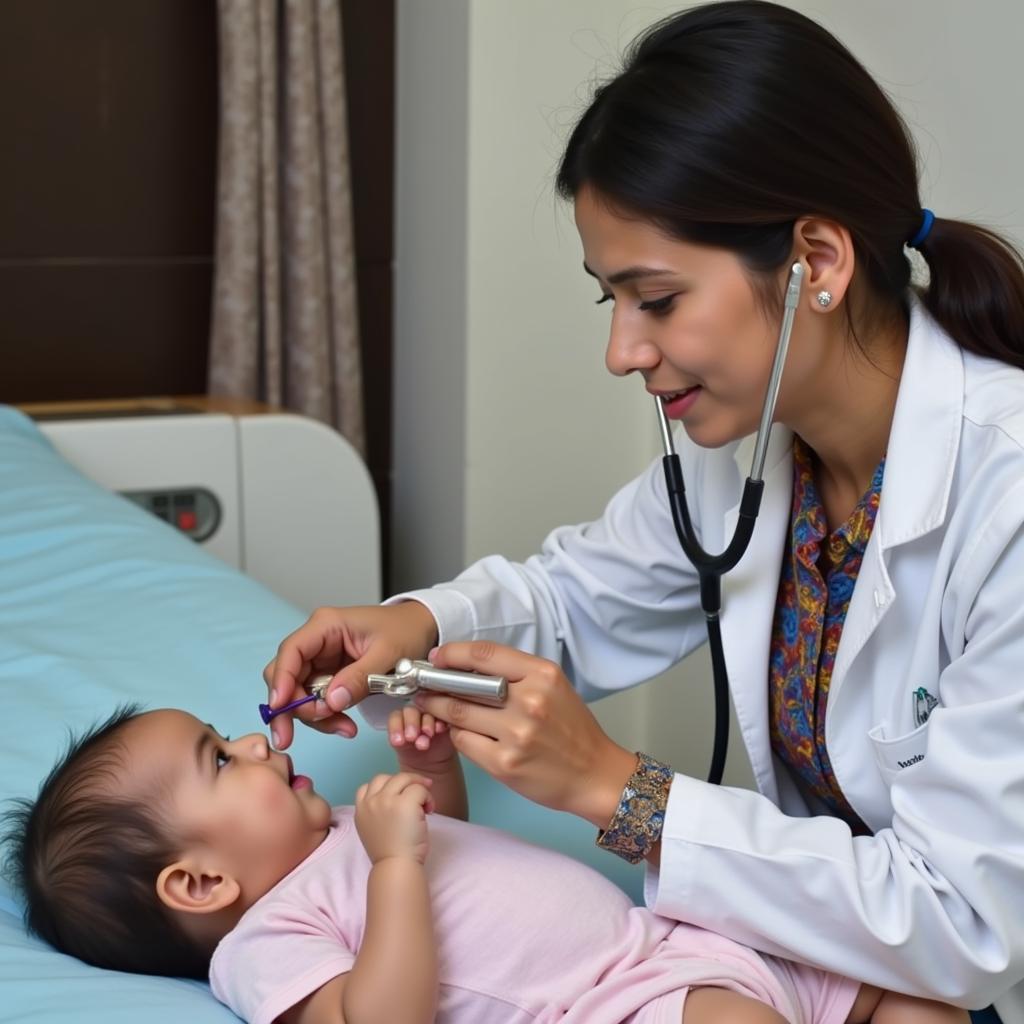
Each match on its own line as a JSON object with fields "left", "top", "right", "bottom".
{"left": 156, "top": 859, "right": 241, "bottom": 915}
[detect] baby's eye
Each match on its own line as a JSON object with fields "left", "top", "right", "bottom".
{"left": 216, "top": 751, "right": 231, "bottom": 770}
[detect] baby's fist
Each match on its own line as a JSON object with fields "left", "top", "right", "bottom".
{"left": 354, "top": 772, "right": 434, "bottom": 865}
{"left": 388, "top": 704, "right": 455, "bottom": 771}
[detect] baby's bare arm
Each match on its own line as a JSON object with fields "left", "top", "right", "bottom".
{"left": 344, "top": 856, "right": 436, "bottom": 1024}
{"left": 345, "top": 773, "right": 438, "bottom": 1024}
{"left": 279, "top": 855, "right": 435, "bottom": 1024}
{"left": 282, "top": 774, "right": 439, "bottom": 1024}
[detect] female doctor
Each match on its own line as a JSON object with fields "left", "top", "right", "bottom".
{"left": 264, "top": 3, "right": 1024, "bottom": 1021}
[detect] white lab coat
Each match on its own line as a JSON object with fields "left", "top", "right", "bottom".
{"left": 394, "top": 299, "right": 1024, "bottom": 1020}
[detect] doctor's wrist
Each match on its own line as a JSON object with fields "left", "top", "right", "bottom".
{"left": 578, "top": 744, "right": 644, "bottom": 830}
{"left": 594, "top": 751, "right": 674, "bottom": 864}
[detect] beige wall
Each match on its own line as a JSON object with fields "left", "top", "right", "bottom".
{"left": 393, "top": 0, "right": 1024, "bottom": 784}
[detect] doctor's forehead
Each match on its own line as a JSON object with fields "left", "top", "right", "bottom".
{"left": 573, "top": 188, "right": 707, "bottom": 281}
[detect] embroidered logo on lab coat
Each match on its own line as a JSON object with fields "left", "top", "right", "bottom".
{"left": 912, "top": 687, "right": 939, "bottom": 727}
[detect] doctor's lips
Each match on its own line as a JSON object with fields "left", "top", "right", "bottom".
{"left": 652, "top": 385, "right": 702, "bottom": 418}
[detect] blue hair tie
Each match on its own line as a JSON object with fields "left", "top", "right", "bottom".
{"left": 908, "top": 208, "right": 935, "bottom": 248}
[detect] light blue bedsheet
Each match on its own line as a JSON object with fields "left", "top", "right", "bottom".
{"left": 0, "top": 405, "right": 641, "bottom": 1023}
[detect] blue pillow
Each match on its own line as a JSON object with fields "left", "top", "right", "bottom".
{"left": 0, "top": 406, "right": 641, "bottom": 1023}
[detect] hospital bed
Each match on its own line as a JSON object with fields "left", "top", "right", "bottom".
{"left": 0, "top": 402, "right": 641, "bottom": 1023}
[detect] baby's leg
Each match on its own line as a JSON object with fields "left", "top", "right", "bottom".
{"left": 844, "top": 984, "right": 969, "bottom": 1024}
{"left": 682, "top": 983, "right": 970, "bottom": 1024}
{"left": 682, "top": 986, "right": 789, "bottom": 1024}
{"left": 868, "top": 991, "right": 969, "bottom": 1024}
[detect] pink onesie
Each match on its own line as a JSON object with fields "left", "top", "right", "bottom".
{"left": 209, "top": 808, "right": 859, "bottom": 1024}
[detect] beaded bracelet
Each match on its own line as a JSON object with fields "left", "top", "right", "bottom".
{"left": 595, "top": 752, "right": 675, "bottom": 864}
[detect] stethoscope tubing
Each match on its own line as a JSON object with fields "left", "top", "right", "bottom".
{"left": 656, "top": 262, "right": 804, "bottom": 784}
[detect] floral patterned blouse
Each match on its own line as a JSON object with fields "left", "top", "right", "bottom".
{"left": 768, "top": 436, "right": 885, "bottom": 835}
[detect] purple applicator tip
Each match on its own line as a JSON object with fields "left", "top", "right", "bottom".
{"left": 259, "top": 692, "right": 319, "bottom": 725}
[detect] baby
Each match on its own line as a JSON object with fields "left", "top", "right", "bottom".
{"left": 2, "top": 702, "right": 967, "bottom": 1024}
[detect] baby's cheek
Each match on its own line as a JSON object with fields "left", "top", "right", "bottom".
{"left": 260, "top": 776, "right": 296, "bottom": 810}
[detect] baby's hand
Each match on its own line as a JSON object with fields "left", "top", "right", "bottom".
{"left": 354, "top": 772, "right": 434, "bottom": 865}
{"left": 388, "top": 704, "right": 456, "bottom": 772}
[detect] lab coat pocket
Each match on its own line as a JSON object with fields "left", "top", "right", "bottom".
{"left": 868, "top": 720, "right": 930, "bottom": 785}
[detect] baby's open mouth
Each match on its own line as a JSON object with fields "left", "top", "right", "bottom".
{"left": 284, "top": 754, "right": 312, "bottom": 791}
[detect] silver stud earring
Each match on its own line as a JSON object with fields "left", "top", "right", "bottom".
{"left": 816, "top": 290, "right": 833, "bottom": 308}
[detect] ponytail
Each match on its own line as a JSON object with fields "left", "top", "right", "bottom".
{"left": 916, "top": 218, "right": 1024, "bottom": 370}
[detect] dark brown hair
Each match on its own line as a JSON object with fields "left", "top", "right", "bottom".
{"left": 1, "top": 705, "right": 209, "bottom": 979}
{"left": 557, "top": 1, "right": 1024, "bottom": 367}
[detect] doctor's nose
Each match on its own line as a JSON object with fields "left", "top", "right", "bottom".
{"left": 605, "top": 314, "right": 661, "bottom": 378}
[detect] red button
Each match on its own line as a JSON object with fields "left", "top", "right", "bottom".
{"left": 177, "top": 510, "right": 198, "bottom": 532}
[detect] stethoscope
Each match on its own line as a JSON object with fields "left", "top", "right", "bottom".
{"left": 260, "top": 262, "right": 805, "bottom": 784}
{"left": 653, "top": 261, "right": 804, "bottom": 785}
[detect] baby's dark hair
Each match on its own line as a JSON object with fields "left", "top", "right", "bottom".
{"left": 0, "top": 704, "right": 209, "bottom": 979}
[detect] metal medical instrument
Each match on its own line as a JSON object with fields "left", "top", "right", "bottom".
{"left": 259, "top": 659, "right": 507, "bottom": 724}
{"left": 657, "top": 262, "right": 804, "bottom": 785}
{"left": 367, "top": 658, "right": 508, "bottom": 705}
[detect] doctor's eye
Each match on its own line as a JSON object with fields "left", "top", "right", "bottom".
{"left": 638, "top": 293, "right": 679, "bottom": 316}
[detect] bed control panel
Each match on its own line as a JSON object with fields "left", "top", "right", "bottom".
{"left": 122, "top": 488, "right": 221, "bottom": 543}
{"left": 37, "top": 411, "right": 380, "bottom": 611}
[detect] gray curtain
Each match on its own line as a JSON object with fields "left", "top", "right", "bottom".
{"left": 209, "top": 0, "right": 365, "bottom": 456}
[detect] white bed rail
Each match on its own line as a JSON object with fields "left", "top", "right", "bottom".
{"left": 36, "top": 408, "right": 380, "bottom": 613}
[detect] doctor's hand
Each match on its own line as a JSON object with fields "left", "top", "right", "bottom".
{"left": 262, "top": 602, "right": 439, "bottom": 750}
{"left": 412, "top": 642, "right": 638, "bottom": 830}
